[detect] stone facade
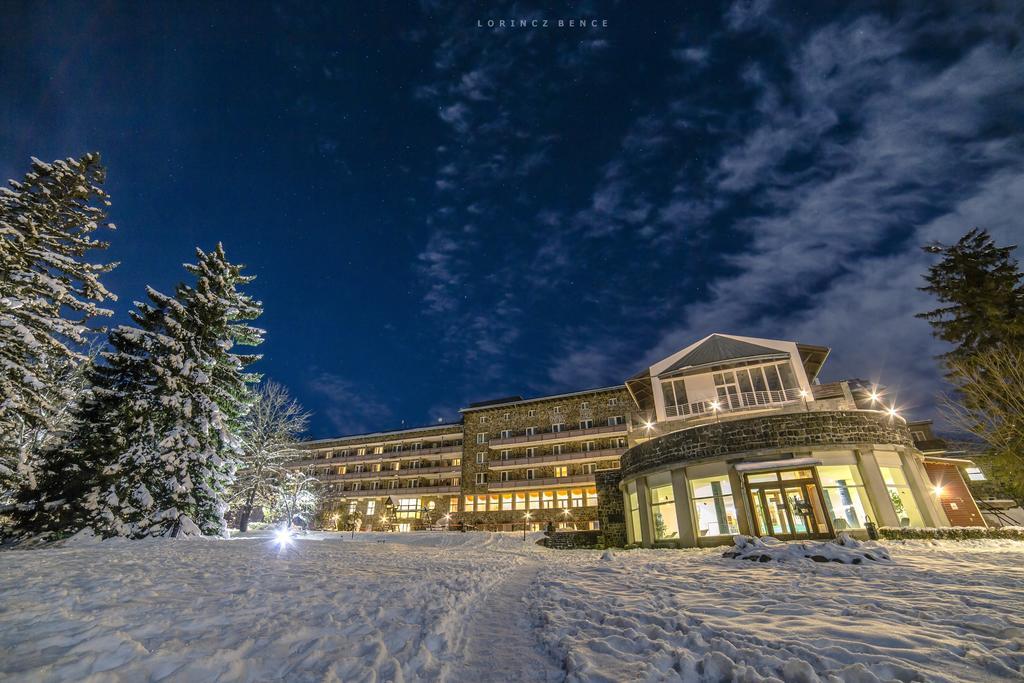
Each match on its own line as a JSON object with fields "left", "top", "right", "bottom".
{"left": 460, "top": 386, "right": 634, "bottom": 495}
{"left": 452, "top": 386, "right": 635, "bottom": 529}
{"left": 621, "top": 410, "right": 915, "bottom": 479}
{"left": 541, "top": 530, "right": 602, "bottom": 549}
{"left": 595, "top": 469, "right": 627, "bottom": 547}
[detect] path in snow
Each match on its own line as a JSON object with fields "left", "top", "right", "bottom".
{"left": 445, "top": 556, "right": 565, "bottom": 683}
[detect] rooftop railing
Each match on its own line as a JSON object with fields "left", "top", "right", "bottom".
{"left": 664, "top": 387, "right": 804, "bottom": 419}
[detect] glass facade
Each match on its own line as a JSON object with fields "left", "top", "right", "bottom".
{"left": 817, "top": 465, "right": 873, "bottom": 530}
{"left": 647, "top": 472, "right": 679, "bottom": 541}
{"left": 690, "top": 475, "right": 739, "bottom": 537}
{"left": 881, "top": 466, "right": 925, "bottom": 527}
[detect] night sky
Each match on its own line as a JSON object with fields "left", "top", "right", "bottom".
{"left": 2, "top": 1, "right": 1022, "bottom": 438}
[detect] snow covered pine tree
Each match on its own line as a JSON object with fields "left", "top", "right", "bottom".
{"left": 13, "top": 244, "right": 263, "bottom": 539}
{"left": 0, "top": 154, "right": 117, "bottom": 505}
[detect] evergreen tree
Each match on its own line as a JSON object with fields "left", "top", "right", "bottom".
{"left": 12, "top": 244, "right": 263, "bottom": 539}
{"left": 917, "top": 228, "right": 1024, "bottom": 366}
{"left": 0, "top": 154, "right": 117, "bottom": 500}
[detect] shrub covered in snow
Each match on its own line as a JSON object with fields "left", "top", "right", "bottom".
{"left": 879, "top": 525, "right": 1024, "bottom": 541}
{"left": 723, "top": 533, "right": 892, "bottom": 564}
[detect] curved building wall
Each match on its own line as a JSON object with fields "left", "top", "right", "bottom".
{"left": 616, "top": 410, "right": 948, "bottom": 548}
{"left": 621, "top": 411, "right": 914, "bottom": 479}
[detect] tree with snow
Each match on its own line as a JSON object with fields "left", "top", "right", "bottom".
{"left": 230, "top": 381, "right": 310, "bottom": 532}
{"left": 12, "top": 244, "right": 263, "bottom": 539}
{"left": 270, "top": 468, "right": 320, "bottom": 529}
{"left": 0, "top": 154, "right": 118, "bottom": 502}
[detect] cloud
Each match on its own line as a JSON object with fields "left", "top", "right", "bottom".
{"left": 640, "top": 6, "right": 1024, "bottom": 420}
{"left": 306, "top": 370, "right": 394, "bottom": 435}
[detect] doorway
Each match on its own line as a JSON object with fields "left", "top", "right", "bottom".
{"left": 745, "top": 469, "right": 833, "bottom": 540}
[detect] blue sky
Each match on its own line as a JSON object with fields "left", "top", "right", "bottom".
{"left": 2, "top": 1, "right": 1022, "bottom": 437}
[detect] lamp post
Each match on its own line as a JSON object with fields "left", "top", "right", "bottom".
{"left": 710, "top": 400, "right": 721, "bottom": 424}
{"left": 799, "top": 389, "right": 809, "bottom": 411}
{"left": 523, "top": 512, "right": 532, "bottom": 541}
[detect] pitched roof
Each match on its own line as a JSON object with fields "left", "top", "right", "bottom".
{"left": 659, "top": 334, "right": 788, "bottom": 376}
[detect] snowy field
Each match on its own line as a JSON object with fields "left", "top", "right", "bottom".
{"left": 0, "top": 532, "right": 1022, "bottom": 682}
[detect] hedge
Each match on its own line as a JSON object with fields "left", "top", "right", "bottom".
{"left": 878, "top": 526, "right": 1024, "bottom": 541}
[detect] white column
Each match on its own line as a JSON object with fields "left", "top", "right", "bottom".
{"left": 622, "top": 489, "right": 636, "bottom": 544}
{"left": 899, "top": 450, "right": 949, "bottom": 527}
{"left": 728, "top": 467, "right": 753, "bottom": 536}
{"left": 670, "top": 468, "right": 697, "bottom": 548}
{"left": 857, "top": 449, "right": 900, "bottom": 528}
{"left": 636, "top": 476, "right": 654, "bottom": 547}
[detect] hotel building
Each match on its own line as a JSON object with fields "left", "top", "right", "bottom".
{"left": 290, "top": 333, "right": 985, "bottom": 546}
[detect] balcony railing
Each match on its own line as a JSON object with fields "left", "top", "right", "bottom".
{"left": 664, "top": 387, "right": 804, "bottom": 419}
{"left": 323, "top": 485, "right": 460, "bottom": 499}
{"left": 317, "top": 465, "right": 460, "bottom": 482}
{"left": 488, "top": 423, "right": 627, "bottom": 448}
{"left": 488, "top": 447, "right": 625, "bottom": 470}
{"left": 288, "top": 444, "right": 462, "bottom": 469}
{"left": 489, "top": 473, "right": 596, "bottom": 491}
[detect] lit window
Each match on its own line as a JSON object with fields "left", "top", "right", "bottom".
{"left": 501, "top": 494, "right": 514, "bottom": 511}
{"left": 373, "top": 446, "right": 384, "bottom": 454}
{"left": 881, "top": 466, "right": 925, "bottom": 527}
{"left": 966, "top": 467, "right": 986, "bottom": 481}
{"left": 554, "top": 466, "right": 568, "bottom": 477}
{"left": 690, "top": 475, "right": 740, "bottom": 537}
{"left": 817, "top": 465, "right": 874, "bottom": 531}
{"left": 366, "top": 501, "right": 376, "bottom": 515}
{"left": 648, "top": 472, "right": 679, "bottom": 541}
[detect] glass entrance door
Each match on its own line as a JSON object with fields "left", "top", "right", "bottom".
{"left": 746, "top": 470, "right": 832, "bottom": 539}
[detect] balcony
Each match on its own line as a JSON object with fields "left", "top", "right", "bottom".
{"left": 489, "top": 473, "right": 596, "bottom": 491}
{"left": 323, "top": 485, "right": 460, "bottom": 499}
{"left": 488, "top": 447, "right": 625, "bottom": 471}
{"left": 317, "top": 465, "right": 460, "bottom": 483}
{"left": 664, "top": 387, "right": 804, "bottom": 419}
{"left": 488, "top": 423, "right": 627, "bottom": 449}
{"left": 288, "top": 444, "right": 462, "bottom": 469}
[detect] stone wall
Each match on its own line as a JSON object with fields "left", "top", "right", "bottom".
{"left": 621, "top": 410, "right": 914, "bottom": 479}
{"left": 541, "top": 530, "right": 602, "bottom": 549}
{"left": 595, "top": 469, "right": 627, "bottom": 547}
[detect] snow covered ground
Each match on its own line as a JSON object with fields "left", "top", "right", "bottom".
{"left": 0, "top": 532, "right": 1022, "bottom": 682}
